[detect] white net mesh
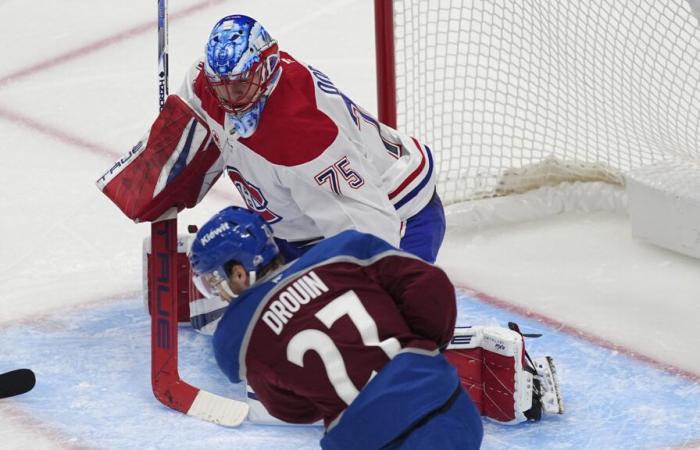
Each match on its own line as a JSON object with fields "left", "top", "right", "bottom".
{"left": 391, "top": 0, "right": 700, "bottom": 204}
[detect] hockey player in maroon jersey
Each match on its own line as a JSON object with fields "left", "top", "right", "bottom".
{"left": 189, "top": 206, "right": 482, "bottom": 449}
{"left": 188, "top": 206, "right": 564, "bottom": 447}
{"left": 97, "top": 14, "right": 445, "bottom": 265}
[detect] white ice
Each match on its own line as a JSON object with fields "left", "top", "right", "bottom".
{"left": 1, "top": 0, "right": 699, "bottom": 448}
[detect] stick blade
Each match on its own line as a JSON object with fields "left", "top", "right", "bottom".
{"left": 153, "top": 376, "right": 249, "bottom": 427}
{"left": 187, "top": 390, "right": 249, "bottom": 427}
{"left": 0, "top": 369, "right": 36, "bottom": 398}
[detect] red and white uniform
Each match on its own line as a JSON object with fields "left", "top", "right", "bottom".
{"left": 177, "top": 52, "right": 436, "bottom": 247}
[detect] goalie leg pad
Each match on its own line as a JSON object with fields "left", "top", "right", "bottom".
{"left": 189, "top": 296, "right": 229, "bottom": 335}
{"left": 445, "top": 326, "right": 534, "bottom": 424}
{"left": 445, "top": 326, "right": 564, "bottom": 424}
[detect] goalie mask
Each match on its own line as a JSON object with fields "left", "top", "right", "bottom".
{"left": 204, "top": 15, "right": 281, "bottom": 126}
{"left": 189, "top": 206, "right": 279, "bottom": 300}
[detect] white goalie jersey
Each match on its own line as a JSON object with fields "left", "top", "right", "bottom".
{"left": 176, "top": 51, "right": 437, "bottom": 247}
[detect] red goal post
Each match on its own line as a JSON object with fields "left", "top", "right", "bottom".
{"left": 374, "top": 0, "right": 700, "bottom": 207}
{"left": 374, "top": 0, "right": 397, "bottom": 129}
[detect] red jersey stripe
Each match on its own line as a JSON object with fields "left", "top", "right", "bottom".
{"left": 388, "top": 137, "right": 426, "bottom": 200}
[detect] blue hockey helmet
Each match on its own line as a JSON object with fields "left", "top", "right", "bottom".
{"left": 189, "top": 206, "right": 279, "bottom": 298}
{"left": 204, "top": 15, "right": 280, "bottom": 114}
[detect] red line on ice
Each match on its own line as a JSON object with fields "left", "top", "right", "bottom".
{"left": 0, "top": 105, "right": 119, "bottom": 159}
{"left": 0, "top": 2, "right": 225, "bottom": 444}
{"left": 0, "top": 0, "right": 226, "bottom": 88}
{"left": 0, "top": 404, "right": 92, "bottom": 450}
{"left": 455, "top": 282, "right": 700, "bottom": 384}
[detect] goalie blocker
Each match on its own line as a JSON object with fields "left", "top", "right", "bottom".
{"left": 443, "top": 324, "right": 564, "bottom": 424}
{"left": 96, "top": 96, "right": 222, "bottom": 224}
{"left": 98, "top": 95, "right": 224, "bottom": 323}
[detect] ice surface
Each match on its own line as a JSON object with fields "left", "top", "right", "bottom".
{"left": 1, "top": 293, "right": 699, "bottom": 449}
{"left": 1, "top": 0, "right": 699, "bottom": 448}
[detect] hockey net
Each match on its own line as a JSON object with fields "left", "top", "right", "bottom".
{"left": 375, "top": 0, "right": 700, "bottom": 207}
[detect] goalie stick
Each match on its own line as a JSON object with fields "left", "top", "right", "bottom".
{"left": 150, "top": 0, "right": 248, "bottom": 426}
{"left": 0, "top": 368, "right": 36, "bottom": 399}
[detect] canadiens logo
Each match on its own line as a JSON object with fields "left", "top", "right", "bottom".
{"left": 226, "top": 166, "right": 281, "bottom": 224}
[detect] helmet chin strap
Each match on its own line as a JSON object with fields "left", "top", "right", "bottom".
{"left": 215, "top": 268, "right": 257, "bottom": 303}
{"left": 248, "top": 271, "right": 257, "bottom": 286}
{"left": 219, "top": 269, "right": 257, "bottom": 301}
{"left": 218, "top": 281, "right": 236, "bottom": 302}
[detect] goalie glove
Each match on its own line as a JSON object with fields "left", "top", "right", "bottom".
{"left": 444, "top": 324, "right": 564, "bottom": 424}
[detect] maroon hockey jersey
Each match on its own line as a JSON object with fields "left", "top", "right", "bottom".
{"left": 213, "top": 230, "right": 457, "bottom": 426}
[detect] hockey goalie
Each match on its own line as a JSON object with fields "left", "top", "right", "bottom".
{"left": 444, "top": 324, "right": 564, "bottom": 424}
{"left": 96, "top": 27, "right": 563, "bottom": 437}
{"left": 96, "top": 93, "right": 563, "bottom": 433}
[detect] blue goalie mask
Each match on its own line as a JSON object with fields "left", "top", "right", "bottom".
{"left": 204, "top": 15, "right": 281, "bottom": 118}
{"left": 189, "top": 206, "right": 279, "bottom": 299}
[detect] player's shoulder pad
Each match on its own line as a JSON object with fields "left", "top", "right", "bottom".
{"left": 238, "top": 52, "right": 338, "bottom": 167}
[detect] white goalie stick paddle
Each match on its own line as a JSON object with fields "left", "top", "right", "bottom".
{"left": 150, "top": 0, "right": 248, "bottom": 426}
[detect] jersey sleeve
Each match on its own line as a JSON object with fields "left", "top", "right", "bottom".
{"left": 280, "top": 150, "right": 403, "bottom": 247}
{"left": 176, "top": 60, "right": 208, "bottom": 107}
{"left": 366, "top": 254, "right": 457, "bottom": 348}
{"left": 176, "top": 59, "right": 227, "bottom": 127}
{"left": 247, "top": 369, "right": 323, "bottom": 424}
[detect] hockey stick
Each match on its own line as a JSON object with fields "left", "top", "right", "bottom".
{"left": 150, "top": 0, "right": 248, "bottom": 426}
{"left": 0, "top": 369, "right": 35, "bottom": 399}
